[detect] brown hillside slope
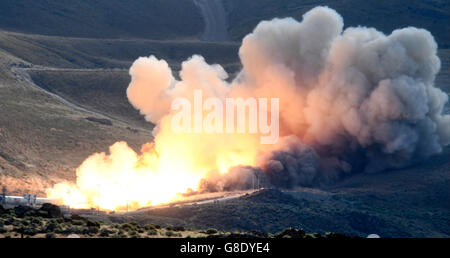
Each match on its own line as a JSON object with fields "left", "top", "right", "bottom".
{"left": 0, "top": 50, "right": 152, "bottom": 195}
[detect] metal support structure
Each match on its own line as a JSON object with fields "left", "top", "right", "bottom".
{"left": 1, "top": 186, "right": 6, "bottom": 206}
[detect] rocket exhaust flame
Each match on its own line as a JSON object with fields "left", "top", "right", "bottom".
{"left": 46, "top": 7, "right": 449, "bottom": 211}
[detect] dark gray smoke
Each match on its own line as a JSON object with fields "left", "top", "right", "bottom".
{"left": 194, "top": 6, "right": 449, "bottom": 190}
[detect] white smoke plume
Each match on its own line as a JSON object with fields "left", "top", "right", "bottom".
{"left": 127, "top": 6, "right": 449, "bottom": 189}
{"left": 47, "top": 6, "right": 450, "bottom": 209}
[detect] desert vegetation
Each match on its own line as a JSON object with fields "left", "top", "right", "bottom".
{"left": 0, "top": 203, "right": 355, "bottom": 238}
{"left": 0, "top": 0, "right": 448, "bottom": 239}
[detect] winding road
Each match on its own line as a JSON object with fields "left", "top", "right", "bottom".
{"left": 10, "top": 66, "right": 145, "bottom": 128}
{"left": 194, "top": 0, "right": 229, "bottom": 42}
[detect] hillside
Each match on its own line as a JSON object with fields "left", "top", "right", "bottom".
{"left": 0, "top": 50, "right": 153, "bottom": 196}
{"left": 0, "top": 1, "right": 448, "bottom": 239}
{"left": 26, "top": 69, "right": 146, "bottom": 128}
{"left": 0, "top": 0, "right": 203, "bottom": 40}
{"left": 0, "top": 203, "right": 356, "bottom": 238}
{"left": 0, "top": 31, "right": 240, "bottom": 69}
{"left": 2, "top": 0, "right": 448, "bottom": 47}
{"left": 0, "top": 28, "right": 241, "bottom": 196}
{"left": 224, "top": 0, "right": 450, "bottom": 47}
{"left": 97, "top": 146, "right": 450, "bottom": 238}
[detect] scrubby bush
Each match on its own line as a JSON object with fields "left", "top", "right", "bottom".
{"left": 39, "top": 203, "right": 62, "bottom": 218}
{"left": 274, "top": 228, "right": 306, "bottom": 238}
{"left": 145, "top": 223, "right": 162, "bottom": 230}
{"left": 205, "top": 228, "right": 218, "bottom": 235}
{"left": 60, "top": 222, "right": 70, "bottom": 228}
{"left": 45, "top": 232, "right": 56, "bottom": 238}
{"left": 249, "top": 230, "right": 268, "bottom": 238}
{"left": 23, "top": 226, "right": 37, "bottom": 236}
{"left": 62, "top": 226, "right": 84, "bottom": 235}
{"left": 165, "top": 230, "right": 181, "bottom": 237}
{"left": 44, "top": 222, "right": 62, "bottom": 233}
{"left": 99, "top": 228, "right": 115, "bottom": 237}
{"left": 173, "top": 226, "right": 185, "bottom": 232}
{"left": 89, "top": 226, "right": 99, "bottom": 234}
{"left": 83, "top": 226, "right": 99, "bottom": 235}
{"left": 144, "top": 224, "right": 156, "bottom": 230}
{"left": 0, "top": 226, "right": 7, "bottom": 233}
{"left": 37, "top": 210, "right": 48, "bottom": 217}
{"left": 70, "top": 214, "right": 85, "bottom": 221}
{"left": 86, "top": 220, "right": 101, "bottom": 228}
{"left": 31, "top": 217, "right": 42, "bottom": 226}
{"left": 113, "top": 230, "right": 127, "bottom": 238}
{"left": 324, "top": 232, "right": 349, "bottom": 239}
{"left": 71, "top": 220, "right": 84, "bottom": 226}
{"left": 13, "top": 226, "right": 25, "bottom": 237}
{"left": 14, "top": 206, "right": 34, "bottom": 218}
{"left": 147, "top": 229, "right": 158, "bottom": 236}
{"left": 121, "top": 223, "right": 136, "bottom": 232}
{"left": 4, "top": 217, "right": 14, "bottom": 225}
{"left": 2, "top": 213, "right": 12, "bottom": 219}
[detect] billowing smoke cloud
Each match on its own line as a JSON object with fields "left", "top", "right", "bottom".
{"left": 128, "top": 7, "right": 450, "bottom": 188}
{"left": 128, "top": 6, "right": 449, "bottom": 189}
{"left": 47, "top": 7, "right": 450, "bottom": 210}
